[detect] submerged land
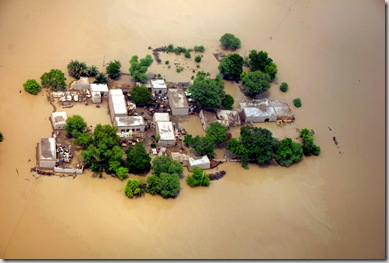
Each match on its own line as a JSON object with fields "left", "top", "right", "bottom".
{"left": 0, "top": 0, "right": 385, "bottom": 259}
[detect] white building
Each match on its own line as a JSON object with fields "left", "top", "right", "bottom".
{"left": 108, "top": 89, "right": 127, "bottom": 122}
{"left": 50, "top": 112, "right": 67, "bottom": 130}
{"left": 153, "top": 112, "right": 170, "bottom": 123}
{"left": 156, "top": 121, "right": 176, "bottom": 147}
{"left": 89, "top": 83, "right": 109, "bottom": 103}
{"left": 70, "top": 77, "right": 89, "bottom": 91}
{"left": 39, "top": 138, "right": 56, "bottom": 169}
{"left": 188, "top": 155, "right": 211, "bottom": 171}
{"left": 150, "top": 79, "right": 167, "bottom": 94}
{"left": 168, "top": 89, "right": 189, "bottom": 116}
{"left": 239, "top": 99, "right": 295, "bottom": 123}
{"left": 114, "top": 116, "right": 145, "bottom": 132}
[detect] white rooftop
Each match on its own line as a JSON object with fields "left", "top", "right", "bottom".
{"left": 168, "top": 89, "right": 189, "bottom": 108}
{"left": 150, "top": 79, "right": 167, "bottom": 89}
{"left": 109, "top": 89, "right": 123, "bottom": 96}
{"left": 243, "top": 106, "right": 276, "bottom": 118}
{"left": 156, "top": 121, "right": 175, "bottom": 141}
{"left": 51, "top": 112, "right": 67, "bottom": 124}
{"left": 153, "top": 112, "right": 170, "bottom": 122}
{"left": 111, "top": 94, "right": 127, "bottom": 115}
{"left": 115, "top": 116, "right": 144, "bottom": 127}
{"left": 189, "top": 155, "right": 210, "bottom": 166}
{"left": 90, "top": 83, "right": 109, "bottom": 92}
{"left": 40, "top": 138, "right": 56, "bottom": 160}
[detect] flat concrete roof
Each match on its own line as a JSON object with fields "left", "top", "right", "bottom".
{"left": 189, "top": 155, "right": 210, "bottom": 166}
{"left": 168, "top": 89, "right": 189, "bottom": 108}
{"left": 51, "top": 112, "right": 67, "bottom": 124}
{"left": 115, "top": 116, "right": 144, "bottom": 127}
{"left": 243, "top": 107, "right": 276, "bottom": 118}
{"left": 40, "top": 138, "right": 56, "bottom": 160}
{"left": 150, "top": 79, "right": 167, "bottom": 89}
{"left": 110, "top": 94, "right": 127, "bottom": 115}
{"left": 153, "top": 112, "right": 170, "bottom": 122}
{"left": 156, "top": 121, "right": 175, "bottom": 141}
{"left": 109, "top": 89, "right": 123, "bottom": 96}
{"left": 90, "top": 83, "right": 109, "bottom": 92}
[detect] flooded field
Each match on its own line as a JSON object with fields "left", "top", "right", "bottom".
{"left": 0, "top": 0, "right": 385, "bottom": 259}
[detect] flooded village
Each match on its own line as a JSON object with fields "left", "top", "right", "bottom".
{"left": 0, "top": 0, "right": 384, "bottom": 260}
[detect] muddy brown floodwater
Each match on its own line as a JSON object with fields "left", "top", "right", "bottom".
{"left": 0, "top": 0, "right": 385, "bottom": 259}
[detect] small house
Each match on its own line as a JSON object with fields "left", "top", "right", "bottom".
{"left": 114, "top": 116, "right": 145, "bottom": 132}
{"left": 50, "top": 112, "right": 67, "bottom": 130}
{"left": 150, "top": 79, "right": 167, "bottom": 94}
{"left": 188, "top": 155, "right": 211, "bottom": 171}
{"left": 156, "top": 121, "right": 176, "bottom": 147}
{"left": 70, "top": 77, "right": 89, "bottom": 91}
{"left": 168, "top": 89, "right": 189, "bottom": 116}
{"left": 170, "top": 152, "right": 189, "bottom": 166}
{"left": 239, "top": 99, "right": 294, "bottom": 123}
{"left": 89, "top": 83, "right": 109, "bottom": 103}
{"left": 153, "top": 112, "right": 170, "bottom": 123}
{"left": 38, "top": 138, "right": 56, "bottom": 169}
{"left": 108, "top": 89, "right": 127, "bottom": 122}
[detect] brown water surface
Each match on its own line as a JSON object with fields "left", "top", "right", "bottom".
{"left": 0, "top": 0, "right": 385, "bottom": 259}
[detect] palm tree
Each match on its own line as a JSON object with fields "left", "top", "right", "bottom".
{"left": 67, "top": 60, "right": 80, "bottom": 78}
{"left": 87, "top": 65, "right": 99, "bottom": 77}
{"left": 94, "top": 72, "right": 108, "bottom": 84}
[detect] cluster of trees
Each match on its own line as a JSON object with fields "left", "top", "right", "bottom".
{"left": 189, "top": 71, "right": 225, "bottom": 109}
{"left": 67, "top": 60, "right": 98, "bottom": 79}
{"left": 129, "top": 55, "right": 153, "bottom": 82}
{"left": 41, "top": 69, "right": 67, "bottom": 91}
{"left": 124, "top": 156, "right": 183, "bottom": 199}
{"left": 130, "top": 85, "right": 153, "bottom": 106}
{"left": 165, "top": 44, "right": 205, "bottom": 59}
{"left": 184, "top": 122, "right": 228, "bottom": 158}
{"left": 218, "top": 53, "right": 244, "bottom": 80}
{"left": 23, "top": 79, "right": 41, "bottom": 95}
{"left": 186, "top": 167, "right": 210, "bottom": 187}
{"left": 220, "top": 33, "right": 241, "bottom": 50}
{"left": 248, "top": 50, "right": 278, "bottom": 80}
{"left": 227, "top": 126, "right": 320, "bottom": 168}
{"left": 106, "top": 60, "right": 121, "bottom": 79}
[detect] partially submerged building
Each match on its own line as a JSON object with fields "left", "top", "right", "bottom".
{"left": 51, "top": 112, "right": 67, "bottom": 130}
{"left": 114, "top": 116, "right": 145, "bottom": 132}
{"left": 38, "top": 138, "right": 56, "bottom": 169}
{"left": 150, "top": 79, "right": 167, "bottom": 94}
{"left": 156, "top": 121, "right": 176, "bottom": 147}
{"left": 153, "top": 112, "right": 170, "bottom": 123}
{"left": 239, "top": 99, "right": 294, "bottom": 123}
{"left": 199, "top": 109, "right": 240, "bottom": 130}
{"left": 89, "top": 84, "right": 109, "bottom": 103}
{"left": 168, "top": 88, "right": 189, "bottom": 116}
{"left": 170, "top": 152, "right": 189, "bottom": 166}
{"left": 188, "top": 155, "right": 211, "bottom": 171}
{"left": 108, "top": 89, "right": 127, "bottom": 122}
{"left": 70, "top": 77, "right": 89, "bottom": 91}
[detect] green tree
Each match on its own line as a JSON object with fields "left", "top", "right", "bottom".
{"left": 194, "top": 56, "right": 202, "bottom": 63}
{"left": 300, "top": 128, "right": 321, "bottom": 156}
{"left": 129, "top": 55, "right": 154, "bottom": 83}
{"left": 227, "top": 126, "right": 279, "bottom": 167}
{"left": 94, "top": 72, "right": 108, "bottom": 84}
{"left": 124, "top": 178, "right": 144, "bottom": 198}
{"left": 23, "top": 79, "right": 41, "bottom": 95}
{"left": 67, "top": 60, "right": 88, "bottom": 79}
{"left": 184, "top": 50, "right": 191, "bottom": 58}
{"left": 222, "top": 94, "right": 234, "bottom": 110}
{"left": 280, "top": 82, "right": 288, "bottom": 92}
{"left": 152, "top": 156, "right": 183, "bottom": 177}
{"left": 293, "top": 98, "right": 302, "bottom": 107}
{"left": 40, "top": 69, "right": 67, "bottom": 91}
{"left": 126, "top": 142, "right": 151, "bottom": 174}
{"left": 106, "top": 60, "right": 121, "bottom": 79}
{"left": 74, "top": 132, "right": 93, "bottom": 149}
{"left": 206, "top": 122, "right": 228, "bottom": 144}
{"left": 248, "top": 50, "right": 273, "bottom": 72}
{"left": 241, "top": 71, "right": 271, "bottom": 97}
{"left": 185, "top": 135, "right": 216, "bottom": 158}
{"left": 115, "top": 166, "right": 129, "bottom": 180}
{"left": 265, "top": 61, "right": 278, "bottom": 80}
{"left": 189, "top": 71, "right": 225, "bottom": 109}
{"left": 87, "top": 65, "right": 99, "bottom": 77}
{"left": 64, "top": 115, "right": 87, "bottom": 138}
{"left": 193, "top": 45, "right": 205, "bottom": 52}
{"left": 218, "top": 53, "right": 244, "bottom": 80}
{"left": 220, "top": 33, "right": 241, "bottom": 50}
{"left": 0, "top": 132, "right": 3, "bottom": 142}
{"left": 131, "top": 85, "right": 153, "bottom": 106}
{"left": 186, "top": 167, "right": 210, "bottom": 187}
{"left": 147, "top": 175, "right": 161, "bottom": 195}
{"left": 275, "top": 138, "right": 303, "bottom": 167}
{"left": 159, "top": 173, "right": 180, "bottom": 198}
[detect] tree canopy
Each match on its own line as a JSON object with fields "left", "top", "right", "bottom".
{"left": 205, "top": 122, "right": 228, "bottom": 144}
{"left": 248, "top": 50, "right": 278, "bottom": 80}
{"left": 67, "top": 60, "right": 88, "bottom": 79}
{"left": 131, "top": 85, "right": 153, "bottom": 106}
{"left": 129, "top": 55, "right": 153, "bottom": 82}
{"left": 189, "top": 71, "right": 225, "bottom": 109}
{"left": 218, "top": 53, "right": 244, "bottom": 80}
{"left": 106, "top": 60, "right": 121, "bottom": 79}
{"left": 220, "top": 33, "right": 241, "bottom": 50}
{"left": 125, "top": 142, "right": 151, "bottom": 174}
{"left": 146, "top": 175, "right": 161, "bottom": 195}
{"left": 275, "top": 138, "right": 303, "bottom": 167}
{"left": 159, "top": 173, "right": 180, "bottom": 198}
{"left": 64, "top": 115, "right": 87, "bottom": 138}
{"left": 186, "top": 167, "right": 210, "bottom": 187}
{"left": 183, "top": 134, "right": 216, "bottom": 158}
{"left": 241, "top": 71, "right": 271, "bottom": 97}
{"left": 23, "top": 79, "right": 41, "bottom": 95}
{"left": 94, "top": 72, "right": 108, "bottom": 84}
{"left": 222, "top": 94, "right": 234, "bottom": 110}
{"left": 300, "top": 128, "right": 321, "bottom": 156}
{"left": 40, "top": 69, "right": 67, "bottom": 91}
{"left": 124, "top": 178, "right": 145, "bottom": 198}
{"left": 151, "top": 156, "right": 183, "bottom": 177}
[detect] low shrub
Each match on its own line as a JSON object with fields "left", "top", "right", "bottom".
{"left": 293, "top": 98, "right": 302, "bottom": 107}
